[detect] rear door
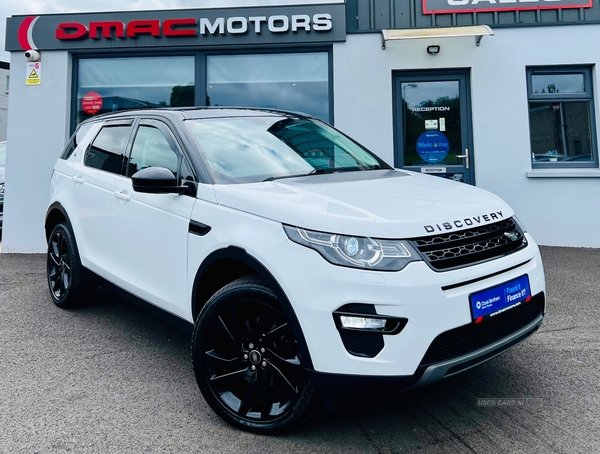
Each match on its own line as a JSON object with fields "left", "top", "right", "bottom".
{"left": 69, "top": 120, "right": 133, "bottom": 274}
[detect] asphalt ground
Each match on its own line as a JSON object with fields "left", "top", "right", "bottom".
{"left": 0, "top": 247, "right": 599, "bottom": 454}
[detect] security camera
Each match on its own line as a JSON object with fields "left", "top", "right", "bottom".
{"left": 25, "top": 50, "right": 40, "bottom": 62}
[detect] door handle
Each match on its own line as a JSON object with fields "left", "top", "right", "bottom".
{"left": 72, "top": 175, "right": 84, "bottom": 184}
{"left": 113, "top": 190, "right": 131, "bottom": 201}
{"left": 456, "top": 149, "right": 470, "bottom": 169}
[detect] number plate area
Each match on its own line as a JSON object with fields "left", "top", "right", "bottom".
{"left": 470, "top": 275, "right": 531, "bottom": 324}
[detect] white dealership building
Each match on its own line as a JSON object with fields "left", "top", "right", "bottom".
{"left": 3, "top": 0, "right": 600, "bottom": 252}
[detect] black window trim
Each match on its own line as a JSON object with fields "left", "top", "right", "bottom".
{"left": 526, "top": 65, "right": 598, "bottom": 170}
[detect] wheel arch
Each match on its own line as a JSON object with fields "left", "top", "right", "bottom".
{"left": 45, "top": 202, "right": 71, "bottom": 242}
{"left": 191, "top": 246, "right": 314, "bottom": 370}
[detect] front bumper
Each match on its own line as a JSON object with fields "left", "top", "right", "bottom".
{"left": 260, "top": 232, "right": 546, "bottom": 377}
{"left": 307, "top": 296, "right": 544, "bottom": 395}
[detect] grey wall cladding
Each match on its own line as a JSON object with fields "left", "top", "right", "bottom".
{"left": 347, "top": 0, "right": 600, "bottom": 32}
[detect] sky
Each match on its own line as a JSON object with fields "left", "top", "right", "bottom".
{"left": 0, "top": 0, "right": 343, "bottom": 62}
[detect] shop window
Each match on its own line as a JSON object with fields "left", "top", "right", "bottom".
{"left": 527, "top": 67, "right": 597, "bottom": 168}
{"left": 76, "top": 56, "right": 195, "bottom": 125}
{"left": 207, "top": 52, "right": 330, "bottom": 122}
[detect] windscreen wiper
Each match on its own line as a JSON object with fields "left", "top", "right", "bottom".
{"left": 263, "top": 169, "right": 333, "bottom": 182}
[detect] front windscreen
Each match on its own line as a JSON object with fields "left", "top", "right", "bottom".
{"left": 185, "top": 116, "right": 390, "bottom": 184}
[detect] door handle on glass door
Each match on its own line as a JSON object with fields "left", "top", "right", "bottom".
{"left": 456, "top": 149, "right": 470, "bottom": 169}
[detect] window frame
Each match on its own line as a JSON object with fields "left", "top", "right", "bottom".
{"left": 526, "top": 65, "right": 598, "bottom": 169}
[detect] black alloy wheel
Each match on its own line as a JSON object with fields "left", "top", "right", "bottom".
{"left": 192, "top": 276, "right": 316, "bottom": 434}
{"left": 47, "top": 223, "right": 96, "bottom": 308}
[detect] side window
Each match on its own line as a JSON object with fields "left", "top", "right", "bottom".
{"left": 527, "top": 66, "right": 597, "bottom": 168}
{"left": 127, "top": 126, "right": 179, "bottom": 177}
{"left": 85, "top": 125, "right": 131, "bottom": 174}
{"left": 61, "top": 123, "right": 94, "bottom": 160}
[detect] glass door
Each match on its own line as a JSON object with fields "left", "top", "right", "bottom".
{"left": 394, "top": 70, "right": 474, "bottom": 184}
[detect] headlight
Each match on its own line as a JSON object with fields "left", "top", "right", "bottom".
{"left": 0, "top": 184, "right": 4, "bottom": 196}
{"left": 283, "top": 225, "right": 420, "bottom": 271}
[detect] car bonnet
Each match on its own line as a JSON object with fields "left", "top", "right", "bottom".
{"left": 211, "top": 170, "right": 514, "bottom": 239}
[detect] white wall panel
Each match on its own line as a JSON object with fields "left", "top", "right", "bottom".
{"left": 3, "top": 51, "right": 71, "bottom": 252}
{"left": 334, "top": 26, "right": 600, "bottom": 247}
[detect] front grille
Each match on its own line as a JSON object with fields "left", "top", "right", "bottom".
{"left": 410, "top": 218, "right": 526, "bottom": 271}
{"left": 420, "top": 292, "right": 544, "bottom": 367}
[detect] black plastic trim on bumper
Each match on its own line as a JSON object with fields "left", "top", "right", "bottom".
{"left": 407, "top": 313, "right": 543, "bottom": 390}
{"left": 306, "top": 368, "right": 426, "bottom": 396}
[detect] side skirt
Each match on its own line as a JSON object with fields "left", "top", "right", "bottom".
{"left": 84, "top": 267, "right": 194, "bottom": 336}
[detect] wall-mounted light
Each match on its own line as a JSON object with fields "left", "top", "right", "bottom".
{"left": 427, "top": 45, "right": 440, "bottom": 55}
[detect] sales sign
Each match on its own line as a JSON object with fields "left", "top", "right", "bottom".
{"left": 423, "top": 0, "right": 593, "bottom": 14}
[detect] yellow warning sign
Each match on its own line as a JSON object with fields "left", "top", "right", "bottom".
{"left": 26, "top": 62, "right": 42, "bottom": 86}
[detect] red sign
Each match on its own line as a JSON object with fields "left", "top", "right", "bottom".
{"left": 423, "top": 0, "right": 593, "bottom": 15}
{"left": 82, "top": 92, "right": 103, "bottom": 115}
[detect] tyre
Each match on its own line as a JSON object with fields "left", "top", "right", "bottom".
{"left": 47, "top": 222, "right": 96, "bottom": 308}
{"left": 192, "top": 276, "right": 317, "bottom": 434}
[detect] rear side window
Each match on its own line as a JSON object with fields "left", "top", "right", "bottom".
{"left": 61, "top": 123, "right": 94, "bottom": 160}
{"left": 85, "top": 125, "right": 131, "bottom": 174}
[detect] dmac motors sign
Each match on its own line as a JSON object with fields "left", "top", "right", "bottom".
{"left": 423, "top": 0, "right": 593, "bottom": 14}
{"left": 5, "top": 3, "right": 346, "bottom": 51}
{"left": 56, "top": 15, "right": 334, "bottom": 40}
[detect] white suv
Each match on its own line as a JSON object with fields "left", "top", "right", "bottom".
{"left": 46, "top": 108, "right": 545, "bottom": 433}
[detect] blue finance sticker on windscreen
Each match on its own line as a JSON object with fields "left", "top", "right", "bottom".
{"left": 470, "top": 275, "right": 531, "bottom": 323}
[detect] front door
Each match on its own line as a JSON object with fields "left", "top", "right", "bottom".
{"left": 110, "top": 119, "right": 196, "bottom": 321}
{"left": 394, "top": 70, "right": 474, "bottom": 184}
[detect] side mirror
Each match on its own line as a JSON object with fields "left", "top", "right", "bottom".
{"left": 132, "top": 167, "right": 190, "bottom": 195}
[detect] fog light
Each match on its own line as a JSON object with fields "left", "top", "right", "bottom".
{"left": 340, "top": 316, "right": 386, "bottom": 330}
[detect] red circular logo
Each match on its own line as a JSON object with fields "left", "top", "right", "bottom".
{"left": 82, "top": 92, "right": 103, "bottom": 115}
